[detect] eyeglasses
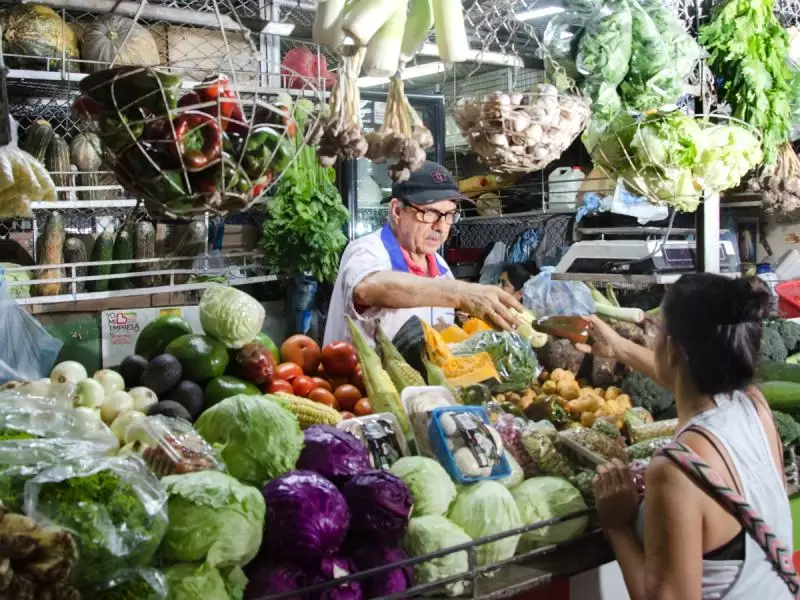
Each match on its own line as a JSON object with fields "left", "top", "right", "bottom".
{"left": 403, "top": 202, "right": 461, "bottom": 225}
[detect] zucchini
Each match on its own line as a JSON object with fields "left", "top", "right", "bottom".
{"left": 133, "top": 221, "right": 156, "bottom": 288}
{"left": 759, "top": 381, "right": 800, "bottom": 415}
{"left": 87, "top": 232, "right": 115, "bottom": 293}
{"left": 63, "top": 237, "right": 88, "bottom": 294}
{"left": 37, "top": 212, "right": 65, "bottom": 296}
{"left": 45, "top": 135, "right": 71, "bottom": 201}
{"left": 110, "top": 229, "right": 133, "bottom": 290}
{"left": 21, "top": 120, "right": 54, "bottom": 163}
{"left": 757, "top": 361, "right": 800, "bottom": 385}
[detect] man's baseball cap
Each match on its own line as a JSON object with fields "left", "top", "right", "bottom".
{"left": 386, "top": 161, "right": 474, "bottom": 206}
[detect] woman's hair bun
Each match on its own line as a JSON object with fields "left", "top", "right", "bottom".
{"left": 735, "top": 277, "right": 772, "bottom": 322}
{"left": 670, "top": 274, "right": 770, "bottom": 325}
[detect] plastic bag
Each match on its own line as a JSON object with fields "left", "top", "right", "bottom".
{"left": 479, "top": 241, "right": 507, "bottom": 285}
{"left": 521, "top": 423, "right": 575, "bottom": 478}
{"left": 577, "top": 0, "right": 633, "bottom": 91}
{"left": 450, "top": 331, "right": 541, "bottom": 393}
{"left": 619, "top": 0, "right": 671, "bottom": 110}
{"left": 24, "top": 455, "right": 168, "bottom": 586}
{"left": 543, "top": 11, "right": 589, "bottom": 89}
{"left": 493, "top": 414, "right": 538, "bottom": 477}
{"left": 523, "top": 268, "right": 595, "bottom": 317}
{"left": 0, "top": 403, "right": 118, "bottom": 451}
{"left": 626, "top": 436, "right": 671, "bottom": 460}
{"left": 88, "top": 568, "right": 168, "bottom": 600}
{"left": 0, "top": 276, "right": 62, "bottom": 383}
{"left": 0, "top": 382, "right": 75, "bottom": 411}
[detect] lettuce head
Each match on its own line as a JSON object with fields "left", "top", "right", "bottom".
{"left": 164, "top": 563, "right": 248, "bottom": 600}
{"left": 389, "top": 456, "right": 457, "bottom": 517}
{"left": 511, "top": 476, "right": 588, "bottom": 552}
{"left": 199, "top": 285, "right": 265, "bottom": 349}
{"left": 403, "top": 516, "right": 471, "bottom": 597}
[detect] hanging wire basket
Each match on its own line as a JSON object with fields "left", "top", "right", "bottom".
{"left": 588, "top": 111, "right": 764, "bottom": 212}
{"left": 451, "top": 84, "right": 590, "bottom": 174}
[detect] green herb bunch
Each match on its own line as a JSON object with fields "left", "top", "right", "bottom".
{"left": 260, "top": 100, "right": 350, "bottom": 284}
{"left": 699, "top": 0, "right": 795, "bottom": 163}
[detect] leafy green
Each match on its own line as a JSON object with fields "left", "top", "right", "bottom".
{"left": 0, "top": 429, "right": 35, "bottom": 441}
{"left": 260, "top": 102, "right": 350, "bottom": 284}
{"left": 198, "top": 285, "right": 265, "bottom": 349}
{"left": 511, "top": 476, "right": 589, "bottom": 551}
{"left": 402, "top": 516, "right": 472, "bottom": 597}
{"left": 90, "top": 568, "right": 167, "bottom": 600}
{"left": 774, "top": 411, "right": 800, "bottom": 447}
{"left": 164, "top": 563, "right": 247, "bottom": 600}
{"left": 0, "top": 464, "right": 44, "bottom": 512}
{"left": 450, "top": 331, "right": 540, "bottom": 392}
{"left": 389, "top": 456, "right": 457, "bottom": 517}
{"left": 577, "top": 0, "right": 632, "bottom": 91}
{"left": 699, "top": 0, "right": 794, "bottom": 163}
{"left": 160, "top": 471, "right": 266, "bottom": 568}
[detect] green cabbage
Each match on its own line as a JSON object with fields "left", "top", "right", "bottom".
{"left": 695, "top": 125, "right": 764, "bottom": 192}
{"left": 164, "top": 563, "right": 247, "bottom": 600}
{"left": 199, "top": 285, "right": 265, "bottom": 349}
{"left": 402, "top": 516, "right": 472, "bottom": 597}
{"left": 389, "top": 456, "right": 457, "bottom": 517}
{"left": 195, "top": 395, "right": 303, "bottom": 487}
{"left": 499, "top": 453, "right": 525, "bottom": 489}
{"left": 448, "top": 481, "right": 522, "bottom": 567}
{"left": 511, "top": 476, "right": 589, "bottom": 552}
{"left": 160, "top": 471, "right": 266, "bottom": 568}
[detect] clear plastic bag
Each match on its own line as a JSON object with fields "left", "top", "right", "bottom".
{"left": 0, "top": 381, "right": 75, "bottom": 411}
{"left": 24, "top": 455, "right": 168, "bottom": 586}
{"left": 337, "top": 413, "right": 409, "bottom": 469}
{"left": 0, "top": 403, "right": 118, "bottom": 451}
{"left": 521, "top": 423, "right": 575, "bottom": 478}
{"left": 576, "top": 0, "right": 633, "bottom": 88}
{"left": 88, "top": 567, "right": 168, "bottom": 600}
{"left": 522, "top": 268, "right": 595, "bottom": 318}
{"left": 493, "top": 414, "right": 538, "bottom": 477}
{"left": 450, "top": 331, "right": 541, "bottom": 393}
{"left": 0, "top": 276, "right": 63, "bottom": 383}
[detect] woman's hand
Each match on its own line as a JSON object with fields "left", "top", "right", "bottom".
{"left": 594, "top": 459, "right": 640, "bottom": 532}
{"left": 576, "top": 315, "right": 625, "bottom": 358}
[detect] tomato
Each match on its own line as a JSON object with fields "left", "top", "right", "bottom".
{"left": 329, "top": 376, "right": 349, "bottom": 390}
{"left": 265, "top": 380, "right": 293, "bottom": 394}
{"left": 308, "top": 387, "right": 338, "bottom": 409}
{"left": 353, "top": 398, "right": 373, "bottom": 417}
{"left": 311, "top": 377, "right": 332, "bottom": 391}
{"left": 321, "top": 341, "right": 359, "bottom": 377}
{"left": 280, "top": 335, "right": 321, "bottom": 374}
{"left": 292, "top": 375, "right": 316, "bottom": 398}
{"left": 334, "top": 384, "right": 362, "bottom": 412}
{"left": 275, "top": 362, "right": 303, "bottom": 382}
{"left": 339, "top": 411, "right": 355, "bottom": 420}
{"left": 350, "top": 366, "right": 366, "bottom": 396}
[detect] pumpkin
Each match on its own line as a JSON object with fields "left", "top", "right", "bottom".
{"left": 422, "top": 321, "right": 501, "bottom": 386}
{"left": 79, "top": 15, "right": 160, "bottom": 73}
{"left": 0, "top": 5, "right": 79, "bottom": 71}
{"left": 70, "top": 133, "right": 103, "bottom": 172}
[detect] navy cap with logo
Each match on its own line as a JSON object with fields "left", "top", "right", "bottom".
{"left": 385, "top": 161, "right": 474, "bottom": 206}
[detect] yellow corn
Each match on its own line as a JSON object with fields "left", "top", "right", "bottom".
{"left": 273, "top": 393, "right": 342, "bottom": 428}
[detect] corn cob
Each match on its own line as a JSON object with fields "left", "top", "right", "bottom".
{"left": 270, "top": 393, "right": 342, "bottom": 428}
{"left": 346, "top": 316, "right": 411, "bottom": 438}
{"left": 375, "top": 325, "right": 426, "bottom": 392}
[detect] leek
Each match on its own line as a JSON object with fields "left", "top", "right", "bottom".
{"left": 594, "top": 303, "right": 646, "bottom": 324}
{"left": 362, "top": 0, "right": 408, "bottom": 77}
{"left": 340, "top": 0, "right": 396, "bottom": 46}
{"left": 432, "top": 0, "right": 470, "bottom": 63}
{"left": 312, "top": 0, "right": 347, "bottom": 48}
{"left": 400, "top": 0, "right": 434, "bottom": 64}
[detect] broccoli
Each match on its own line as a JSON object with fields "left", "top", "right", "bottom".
{"left": 760, "top": 322, "right": 789, "bottom": 363}
{"left": 778, "top": 320, "right": 800, "bottom": 355}
{"left": 620, "top": 372, "right": 675, "bottom": 420}
{"left": 773, "top": 411, "right": 800, "bottom": 448}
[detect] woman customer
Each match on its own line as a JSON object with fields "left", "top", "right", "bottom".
{"left": 585, "top": 274, "right": 794, "bottom": 600}
{"left": 498, "top": 263, "right": 538, "bottom": 302}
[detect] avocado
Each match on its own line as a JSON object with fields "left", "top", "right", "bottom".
{"left": 166, "top": 380, "right": 204, "bottom": 420}
{"left": 119, "top": 355, "right": 148, "bottom": 389}
{"left": 255, "top": 332, "right": 280, "bottom": 363}
{"left": 204, "top": 376, "right": 260, "bottom": 409}
{"left": 164, "top": 334, "right": 229, "bottom": 382}
{"left": 140, "top": 354, "right": 182, "bottom": 396}
{"left": 147, "top": 400, "right": 191, "bottom": 422}
{"left": 135, "top": 316, "right": 193, "bottom": 360}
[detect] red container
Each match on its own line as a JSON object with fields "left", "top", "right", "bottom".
{"left": 776, "top": 280, "right": 800, "bottom": 319}
{"left": 445, "top": 248, "right": 484, "bottom": 264}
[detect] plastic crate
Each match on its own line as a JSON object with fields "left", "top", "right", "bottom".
{"left": 776, "top": 280, "right": 800, "bottom": 318}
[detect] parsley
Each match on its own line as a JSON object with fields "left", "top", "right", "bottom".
{"left": 0, "top": 429, "right": 36, "bottom": 441}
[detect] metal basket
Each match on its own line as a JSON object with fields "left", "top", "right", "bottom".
{"left": 451, "top": 84, "right": 590, "bottom": 174}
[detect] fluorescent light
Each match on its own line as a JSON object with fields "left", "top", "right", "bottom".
{"left": 515, "top": 6, "right": 565, "bottom": 20}
{"left": 262, "top": 21, "right": 295, "bottom": 35}
{"left": 358, "top": 62, "right": 446, "bottom": 88}
{"left": 416, "top": 43, "right": 525, "bottom": 68}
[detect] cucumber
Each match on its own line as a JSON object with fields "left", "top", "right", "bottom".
{"left": 88, "top": 232, "right": 115, "bottom": 293}
{"left": 133, "top": 221, "right": 156, "bottom": 288}
{"left": 63, "top": 237, "right": 88, "bottom": 294}
{"left": 758, "top": 381, "right": 800, "bottom": 415}
{"left": 110, "top": 229, "right": 134, "bottom": 290}
{"left": 757, "top": 361, "right": 800, "bottom": 385}
{"left": 37, "top": 212, "right": 65, "bottom": 296}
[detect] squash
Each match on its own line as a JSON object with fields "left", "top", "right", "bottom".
{"left": 440, "top": 325, "right": 469, "bottom": 344}
{"left": 0, "top": 5, "right": 79, "bottom": 71}
{"left": 37, "top": 212, "right": 65, "bottom": 296}
{"left": 462, "top": 318, "right": 493, "bottom": 335}
{"left": 45, "top": 135, "right": 71, "bottom": 201}
{"left": 70, "top": 133, "right": 103, "bottom": 172}
{"left": 421, "top": 321, "right": 500, "bottom": 387}
{"left": 20, "top": 120, "right": 54, "bottom": 164}
{"left": 77, "top": 172, "right": 103, "bottom": 202}
{"left": 79, "top": 16, "right": 160, "bottom": 73}
{"left": 63, "top": 237, "right": 88, "bottom": 294}
{"left": 392, "top": 316, "right": 427, "bottom": 376}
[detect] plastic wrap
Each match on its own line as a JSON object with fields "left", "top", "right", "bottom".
{"left": 450, "top": 331, "right": 541, "bottom": 393}
{"left": 543, "top": 11, "right": 588, "bottom": 88}
{"left": 523, "top": 269, "right": 595, "bottom": 319}
{"left": 123, "top": 415, "right": 225, "bottom": 477}
{"left": 618, "top": 0, "right": 671, "bottom": 110}
{"left": 0, "top": 463, "right": 48, "bottom": 512}
{"left": 402, "top": 386, "right": 457, "bottom": 458}
{"left": 577, "top": 0, "right": 633, "bottom": 91}
{"left": 24, "top": 455, "right": 168, "bottom": 586}
{"left": 0, "top": 404, "right": 118, "bottom": 451}
{"left": 521, "top": 424, "right": 575, "bottom": 478}
{"left": 570, "top": 469, "right": 596, "bottom": 506}
{"left": 626, "top": 437, "right": 671, "bottom": 460}
{"left": 629, "top": 418, "right": 678, "bottom": 444}
{"left": 0, "top": 382, "right": 75, "bottom": 411}
{"left": 337, "top": 413, "right": 409, "bottom": 469}
{"left": 494, "top": 414, "right": 538, "bottom": 477}
{"left": 559, "top": 427, "right": 629, "bottom": 462}
{"left": 89, "top": 568, "right": 168, "bottom": 600}
{"left": 0, "top": 278, "right": 63, "bottom": 383}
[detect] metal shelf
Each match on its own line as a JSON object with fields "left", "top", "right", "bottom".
{"left": 551, "top": 272, "right": 741, "bottom": 285}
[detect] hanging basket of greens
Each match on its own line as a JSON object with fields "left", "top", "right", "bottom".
{"left": 588, "top": 110, "right": 764, "bottom": 213}
{"left": 451, "top": 85, "right": 590, "bottom": 174}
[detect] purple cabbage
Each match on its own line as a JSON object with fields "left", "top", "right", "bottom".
{"left": 262, "top": 470, "right": 350, "bottom": 563}
{"left": 307, "top": 556, "right": 362, "bottom": 600}
{"left": 244, "top": 562, "right": 305, "bottom": 600}
{"left": 296, "top": 426, "right": 371, "bottom": 486}
{"left": 351, "top": 545, "right": 413, "bottom": 598}
{"left": 341, "top": 471, "right": 413, "bottom": 542}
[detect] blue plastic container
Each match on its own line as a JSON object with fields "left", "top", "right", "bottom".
{"left": 427, "top": 405, "right": 511, "bottom": 484}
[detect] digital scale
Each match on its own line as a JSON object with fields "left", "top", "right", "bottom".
{"left": 556, "top": 238, "right": 740, "bottom": 275}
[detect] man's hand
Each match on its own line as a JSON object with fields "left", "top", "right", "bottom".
{"left": 456, "top": 282, "right": 524, "bottom": 331}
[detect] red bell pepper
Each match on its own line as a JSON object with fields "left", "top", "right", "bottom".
{"left": 196, "top": 75, "right": 247, "bottom": 133}
{"left": 171, "top": 111, "right": 222, "bottom": 171}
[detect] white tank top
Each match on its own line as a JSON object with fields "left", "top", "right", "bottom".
{"left": 637, "top": 390, "right": 794, "bottom": 599}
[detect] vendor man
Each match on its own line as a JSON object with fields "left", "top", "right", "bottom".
{"left": 324, "top": 161, "right": 523, "bottom": 346}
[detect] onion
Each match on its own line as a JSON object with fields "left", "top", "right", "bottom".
{"left": 72, "top": 379, "right": 105, "bottom": 409}
{"left": 93, "top": 369, "right": 125, "bottom": 396}
{"left": 129, "top": 387, "right": 158, "bottom": 413}
{"left": 101, "top": 390, "right": 134, "bottom": 424}
{"left": 51, "top": 361, "right": 88, "bottom": 385}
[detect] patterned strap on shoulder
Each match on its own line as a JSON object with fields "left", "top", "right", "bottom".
{"left": 657, "top": 440, "right": 800, "bottom": 597}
